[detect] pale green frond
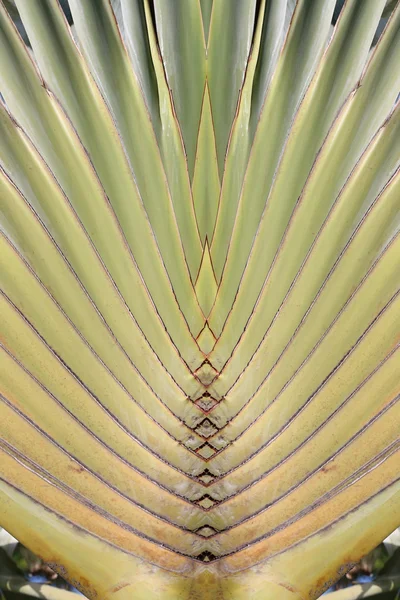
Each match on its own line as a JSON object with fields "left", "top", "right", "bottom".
{"left": 105, "top": 0, "right": 205, "bottom": 278}
{"left": 210, "top": 34, "right": 400, "bottom": 375}
{"left": 0, "top": 405, "right": 202, "bottom": 555}
{"left": 14, "top": 0, "right": 203, "bottom": 324}
{"left": 206, "top": 0, "right": 258, "bottom": 176}
{"left": 197, "top": 324, "right": 217, "bottom": 356}
{"left": 250, "top": 0, "right": 290, "bottom": 124}
{"left": 206, "top": 0, "right": 269, "bottom": 274}
{"left": 118, "top": 0, "right": 160, "bottom": 123}
{"left": 0, "top": 3, "right": 204, "bottom": 363}
{"left": 142, "top": 0, "right": 203, "bottom": 275}
{"left": 0, "top": 245, "right": 204, "bottom": 447}
{"left": 199, "top": 0, "right": 212, "bottom": 42}
{"left": 0, "top": 116, "right": 203, "bottom": 413}
{"left": 151, "top": 0, "right": 205, "bottom": 179}
{"left": 192, "top": 85, "right": 220, "bottom": 244}
{"left": 210, "top": 0, "right": 337, "bottom": 282}
{"left": 194, "top": 240, "right": 218, "bottom": 319}
{"left": 0, "top": 343, "right": 205, "bottom": 488}
{"left": 0, "top": 2, "right": 399, "bottom": 599}
{"left": 210, "top": 170, "right": 400, "bottom": 416}
{"left": 0, "top": 399, "right": 206, "bottom": 532}
{"left": 209, "top": 386, "right": 399, "bottom": 530}
{"left": 209, "top": 278, "right": 400, "bottom": 470}
{"left": 209, "top": 0, "right": 398, "bottom": 347}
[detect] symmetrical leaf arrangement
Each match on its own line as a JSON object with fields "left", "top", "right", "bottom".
{"left": 0, "top": 1, "right": 399, "bottom": 599}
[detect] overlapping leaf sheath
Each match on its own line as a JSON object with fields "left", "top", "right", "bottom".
{"left": 0, "top": 1, "right": 399, "bottom": 599}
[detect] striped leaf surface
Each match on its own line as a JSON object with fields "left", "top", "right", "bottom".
{"left": 0, "top": 1, "right": 399, "bottom": 599}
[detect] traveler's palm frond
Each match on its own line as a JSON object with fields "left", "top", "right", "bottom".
{"left": 0, "top": 1, "right": 399, "bottom": 599}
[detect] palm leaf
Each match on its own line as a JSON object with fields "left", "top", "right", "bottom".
{"left": 0, "top": 1, "right": 399, "bottom": 599}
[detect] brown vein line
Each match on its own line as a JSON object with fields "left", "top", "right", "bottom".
{"left": 358, "top": 0, "right": 400, "bottom": 82}
{"left": 138, "top": 0, "right": 204, "bottom": 285}
{"left": 209, "top": 291, "right": 400, "bottom": 458}
{"left": 46, "top": 91, "right": 202, "bottom": 369}
{"left": 0, "top": 103, "right": 198, "bottom": 385}
{"left": 214, "top": 101, "right": 400, "bottom": 377}
{"left": 190, "top": 82, "right": 208, "bottom": 248}
{"left": 203, "top": 103, "right": 222, "bottom": 284}
{"left": 205, "top": 387, "right": 400, "bottom": 504}
{"left": 217, "top": 187, "right": 400, "bottom": 415}
{"left": 190, "top": 82, "right": 221, "bottom": 260}
{"left": 208, "top": 0, "right": 271, "bottom": 251}
{"left": 212, "top": 88, "right": 355, "bottom": 345}
{"left": 0, "top": 225, "right": 200, "bottom": 434}
{"left": 193, "top": 235, "right": 218, "bottom": 290}
{"left": 0, "top": 264, "right": 201, "bottom": 450}
{"left": 0, "top": 477, "right": 192, "bottom": 574}
{"left": 209, "top": 0, "right": 331, "bottom": 276}
{"left": 212, "top": 1, "right": 393, "bottom": 329}
{"left": 209, "top": 312, "right": 399, "bottom": 482}
{"left": 0, "top": 343, "right": 202, "bottom": 492}
{"left": 197, "top": 0, "right": 208, "bottom": 50}
{"left": 213, "top": 439, "right": 400, "bottom": 554}
{"left": 1, "top": 1, "right": 201, "bottom": 347}
{"left": 224, "top": 476, "right": 400, "bottom": 572}
{"left": 0, "top": 400, "right": 205, "bottom": 530}
{"left": 0, "top": 1, "right": 46, "bottom": 86}
{"left": 2, "top": 456, "right": 397, "bottom": 568}
{"left": 73, "top": 0, "right": 203, "bottom": 288}
{"left": 0, "top": 278, "right": 200, "bottom": 443}
{"left": 0, "top": 305, "right": 201, "bottom": 460}
{"left": 206, "top": 396, "right": 399, "bottom": 528}
{"left": 205, "top": 366, "right": 399, "bottom": 507}
{"left": 0, "top": 440, "right": 202, "bottom": 556}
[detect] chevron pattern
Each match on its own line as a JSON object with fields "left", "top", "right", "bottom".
{"left": 0, "top": 1, "right": 400, "bottom": 599}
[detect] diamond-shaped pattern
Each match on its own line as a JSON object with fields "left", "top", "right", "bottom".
{"left": 196, "top": 495, "right": 218, "bottom": 510}
{"left": 195, "top": 361, "right": 219, "bottom": 386}
{"left": 195, "top": 396, "right": 219, "bottom": 412}
{"left": 196, "top": 469, "right": 217, "bottom": 485}
{"left": 195, "top": 525, "right": 218, "bottom": 538}
{"left": 196, "top": 443, "right": 217, "bottom": 459}
{"left": 194, "top": 418, "right": 219, "bottom": 438}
